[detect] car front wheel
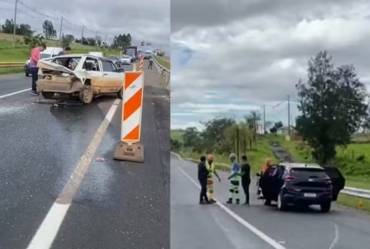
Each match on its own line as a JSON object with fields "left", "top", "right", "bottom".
{"left": 79, "top": 86, "right": 93, "bottom": 104}
{"left": 42, "top": 92, "right": 55, "bottom": 99}
{"left": 117, "top": 87, "right": 123, "bottom": 99}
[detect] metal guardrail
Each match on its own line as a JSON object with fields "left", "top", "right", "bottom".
{"left": 341, "top": 187, "right": 370, "bottom": 199}
{"left": 152, "top": 56, "right": 170, "bottom": 85}
{"left": 0, "top": 62, "right": 24, "bottom": 68}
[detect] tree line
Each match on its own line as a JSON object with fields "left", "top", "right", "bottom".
{"left": 172, "top": 51, "right": 370, "bottom": 165}
{"left": 1, "top": 18, "right": 132, "bottom": 49}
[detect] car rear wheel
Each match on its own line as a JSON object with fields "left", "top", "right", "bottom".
{"left": 320, "top": 201, "right": 331, "bottom": 213}
{"left": 277, "top": 193, "right": 287, "bottom": 211}
{"left": 42, "top": 92, "right": 55, "bottom": 99}
{"left": 117, "top": 87, "right": 123, "bottom": 99}
{"left": 79, "top": 86, "right": 93, "bottom": 104}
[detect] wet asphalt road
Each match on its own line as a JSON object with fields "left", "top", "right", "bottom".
{"left": 172, "top": 154, "right": 370, "bottom": 249}
{"left": 171, "top": 155, "right": 273, "bottom": 249}
{"left": 0, "top": 62, "right": 170, "bottom": 249}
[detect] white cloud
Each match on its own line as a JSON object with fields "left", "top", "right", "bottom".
{"left": 171, "top": 0, "right": 370, "bottom": 129}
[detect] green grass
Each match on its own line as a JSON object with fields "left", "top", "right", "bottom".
{"left": 0, "top": 32, "right": 99, "bottom": 50}
{"left": 0, "top": 32, "right": 121, "bottom": 62}
{"left": 0, "top": 67, "right": 23, "bottom": 75}
{"left": 338, "top": 194, "right": 370, "bottom": 213}
{"left": 154, "top": 55, "right": 170, "bottom": 70}
{"left": 171, "top": 131, "right": 277, "bottom": 173}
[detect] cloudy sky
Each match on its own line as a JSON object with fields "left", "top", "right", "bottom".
{"left": 171, "top": 0, "right": 370, "bottom": 130}
{"left": 0, "top": 0, "right": 169, "bottom": 52}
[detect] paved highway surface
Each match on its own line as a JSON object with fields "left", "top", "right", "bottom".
{"left": 172, "top": 154, "right": 370, "bottom": 249}
{"left": 0, "top": 62, "right": 170, "bottom": 249}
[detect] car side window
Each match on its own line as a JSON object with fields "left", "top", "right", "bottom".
{"left": 102, "top": 60, "right": 114, "bottom": 72}
{"left": 83, "top": 58, "right": 100, "bottom": 71}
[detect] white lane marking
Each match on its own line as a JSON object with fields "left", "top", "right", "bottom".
{"left": 175, "top": 164, "right": 286, "bottom": 249}
{"left": 26, "top": 99, "right": 121, "bottom": 249}
{"left": 328, "top": 223, "right": 339, "bottom": 249}
{"left": 0, "top": 88, "right": 30, "bottom": 99}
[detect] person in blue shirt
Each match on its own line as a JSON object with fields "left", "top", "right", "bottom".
{"left": 227, "top": 153, "right": 240, "bottom": 204}
{"left": 58, "top": 46, "right": 71, "bottom": 56}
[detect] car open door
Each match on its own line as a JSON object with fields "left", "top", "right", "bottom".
{"left": 259, "top": 165, "right": 280, "bottom": 201}
{"left": 322, "top": 166, "right": 345, "bottom": 201}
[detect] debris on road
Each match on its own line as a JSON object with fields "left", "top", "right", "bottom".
{"left": 96, "top": 157, "right": 105, "bottom": 162}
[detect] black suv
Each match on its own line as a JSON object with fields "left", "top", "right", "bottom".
{"left": 259, "top": 163, "right": 345, "bottom": 212}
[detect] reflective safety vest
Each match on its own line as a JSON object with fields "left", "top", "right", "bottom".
{"left": 230, "top": 162, "right": 240, "bottom": 181}
{"left": 206, "top": 161, "right": 215, "bottom": 178}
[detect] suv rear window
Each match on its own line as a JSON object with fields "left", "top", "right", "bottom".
{"left": 290, "top": 168, "right": 327, "bottom": 178}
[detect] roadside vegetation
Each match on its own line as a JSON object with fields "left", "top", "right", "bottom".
{"left": 0, "top": 18, "right": 134, "bottom": 62}
{"left": 154, "top": 55, "right": 170, "bottom": 70}
{"left": 171, "top": 51, "right": 370, "bottom": 212}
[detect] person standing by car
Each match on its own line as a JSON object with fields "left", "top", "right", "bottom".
{"left": 240, "top": 155, "right": 251, "bottom": 205}
{"left": 58, "top": 46, "right": 71, "bottom": 56}
{"left": 257, "top": 158, "right": 271, "bottom": 198}
{"left": 227, "top": 153, "right": 240, "bottom": 204}
{"left": 29, "top": 43, "right": 46, "bottom": 95}
{"left": 198, "top": 156, "right": 211, "bottom": 204}
{"left": 206, "top": 154, "right": 221, "bottom": 203}
{"left": 148, "top": 57, "right": 153, "bottom": 69}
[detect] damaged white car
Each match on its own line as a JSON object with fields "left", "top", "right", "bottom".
{"left": 36, "top": 54, "right": 124, "bottom": 104}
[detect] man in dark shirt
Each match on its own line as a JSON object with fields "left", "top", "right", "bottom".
{"left": 198, "top": 156, "right": 211, "bottom": 204}
{"left": 240, "top": 155, "right": 251, "bottom": 205}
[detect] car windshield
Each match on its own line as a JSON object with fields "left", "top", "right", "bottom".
{"left": 290, "top": 168, "right": 327, "bottom": 178}
{"left": 40, "top": 53, "right": 51, "bottom": 59}
{"left": 123, "top": 55, "right": 130, "bottom": 58}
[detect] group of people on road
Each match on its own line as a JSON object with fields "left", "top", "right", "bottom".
{"left": 29, "top": 45, "right": 71, "bottom": 96}
{"left": 198, "top": 153, "right": 251, "bottom": 205}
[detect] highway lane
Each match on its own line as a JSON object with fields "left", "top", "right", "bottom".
{"left": 171, "top": 154, "right": 274, "bottom": 249}
{"left": 0, "top": 62, "right": 170, "bottom": 249}
{"left": 173, "top": 154, "right": 370, "bottom": 249}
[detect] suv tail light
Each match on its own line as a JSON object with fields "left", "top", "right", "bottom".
{"left": 285, "top": 175, "right": 296, "bottom": 182}
{"left": 325, "top": 176, "right": 332, "bottom": 184}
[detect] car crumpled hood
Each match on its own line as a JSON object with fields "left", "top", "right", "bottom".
{"left": 37, "top": 60, "right": 88, "bottom": 82}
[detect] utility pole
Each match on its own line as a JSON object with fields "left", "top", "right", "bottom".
{"left": 287, "top": 95, "right": 291, "bottom": 136}
{"left": 58, "top": 17, "right": 63, "bottom": 46}
{"left": 81, "top": 25, "right": 84, "bottom": 44}
{"left": 263, "top": 104, "right": 266, "bottom": 134}
{"left": 13, "top": 0, "right": 18, "bottom": 46}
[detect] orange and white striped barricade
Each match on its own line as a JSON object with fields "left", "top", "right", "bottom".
{"left": 113, "top": 71, "right": 145, "bottom": 162}
{"left": 138, "top": 55, "right": 144, "bottom": 71}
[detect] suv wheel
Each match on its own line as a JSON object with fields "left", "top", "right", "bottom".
{"left": 320, "top": 201, "right": 331, "bottom": 213}
{"left": 277, "top": 193, "right": 287, "bottom": 211}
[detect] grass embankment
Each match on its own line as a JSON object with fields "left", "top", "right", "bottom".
{"left": 171, "top": 130, "right": 370, "bottom": 213}
{"left": 0, "top": 67, "right": 23, "bottom": 75}
{"left": 0, "top": 32, "right": 120, "bottom": 63}
{"left": 154, "top": 55, "right": 170, "bottom": 70}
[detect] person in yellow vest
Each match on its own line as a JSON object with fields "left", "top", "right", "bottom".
{"left": 227, "top": 153, "right": 240, "bottom": 204}
{"left": 206, "top": 154, "right": 221, "bottom": 203}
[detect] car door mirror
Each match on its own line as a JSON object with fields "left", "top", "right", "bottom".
{"left": 115, "top": 68, "right": 124, "bottom": 72}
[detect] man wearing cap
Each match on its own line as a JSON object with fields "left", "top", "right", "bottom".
{"left": 227, "top": 153, "right": 240, "bottom": 204}
{"left": 205, "top": 154, "right": 221, "bottom": 203}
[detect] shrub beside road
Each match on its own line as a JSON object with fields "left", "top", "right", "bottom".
{"left": 154, "top": 55, "right": 170, "bottom": 70}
